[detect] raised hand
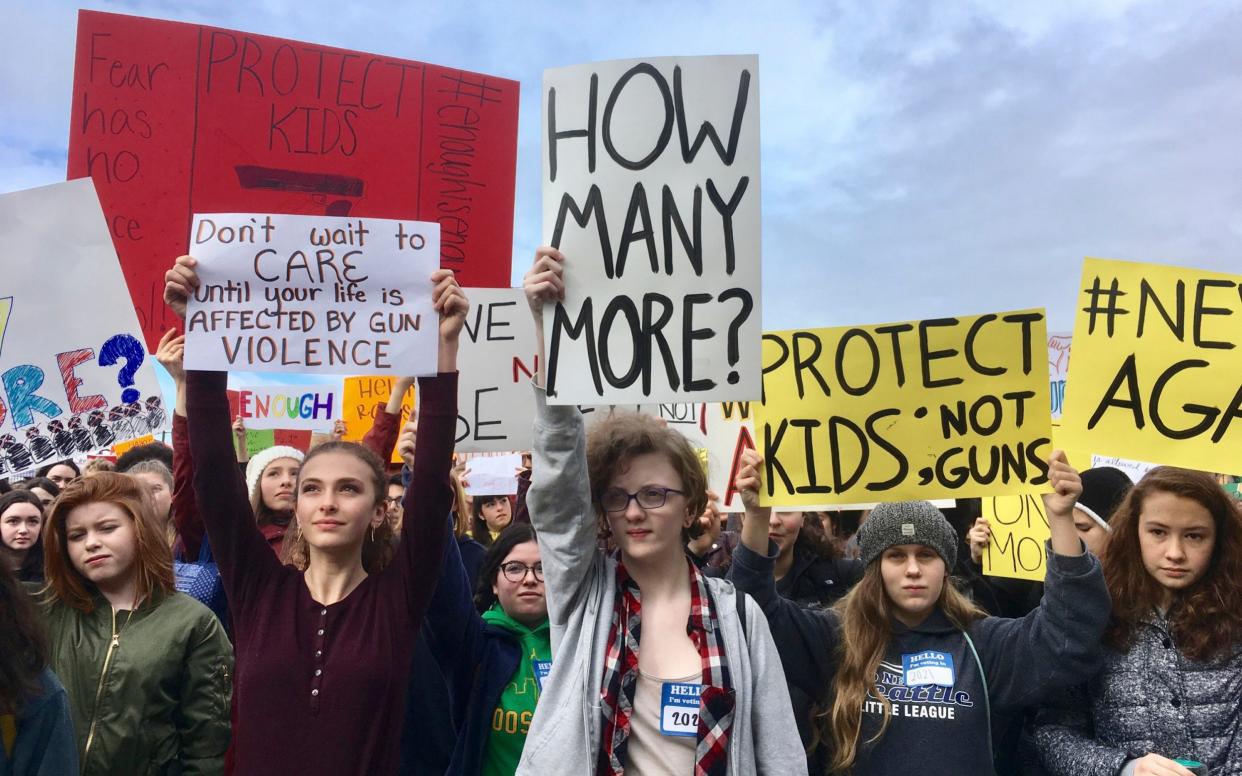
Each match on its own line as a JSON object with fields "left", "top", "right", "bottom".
{"left": 396, "top": 416, "right": 418, "bottom": 469}
{"left": 1043, "top": 450, "right": 1082, "bottom": 520}
{"left": 967, "top": 517, "right": 992, "bottom": 565}
{"left": 155, "top": 329, "right": 186, "bottom": 384}
{"left": 163, "top": 255, "right": 200, "bottom": 320}
{"left": 1044, "top": 450, "right": 1088, "bottom": 558}
{"left": 431, "top": 269, "right": 468, "bottom": 342}
{"left": 523, "top": 247, "right": 565, "bottom": 319}
{"left": 734, "top": 449, "right": 772, "bottom": 554}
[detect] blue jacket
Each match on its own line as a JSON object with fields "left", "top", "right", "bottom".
{"left": 396, "top": 528, "right": 490, "bottom": 775}
{"left": 424, "top": 517, "right": 530, "bottom": 775}
{"left": 0, "top": 668, "right": 78, "bottom": 776}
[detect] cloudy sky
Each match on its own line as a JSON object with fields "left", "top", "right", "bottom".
{"left": 2, "top": 0, "right": 1239, "bottom": 337}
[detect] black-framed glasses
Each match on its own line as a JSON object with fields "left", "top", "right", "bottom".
{"left": 599, "top": 486, "right": 684, "bottom": 513}
{"left": 384, "top": 496, "right": 403, "bottom": 505}
{"left": 499, "top": 561, "right": 544, "bottom": 583}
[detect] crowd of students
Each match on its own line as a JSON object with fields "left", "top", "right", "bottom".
{"left": 0, "top": 247, "right": 1238, "bottom": 775}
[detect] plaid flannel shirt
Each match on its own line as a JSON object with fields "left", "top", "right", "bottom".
{"left": 598, "top": 557, "right": 736, "bottom": 775}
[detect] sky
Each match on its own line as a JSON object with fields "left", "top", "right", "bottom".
{"left": 2, "top": 0, "right": 1240, "bottom": 347}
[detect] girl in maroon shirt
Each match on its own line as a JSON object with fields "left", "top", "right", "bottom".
{"left": 163, "top": 254, "right": 468, "bottom": 776}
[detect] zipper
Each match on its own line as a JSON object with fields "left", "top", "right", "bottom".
{"left": 83, "top": 608, "right": 123, "bottom": 761}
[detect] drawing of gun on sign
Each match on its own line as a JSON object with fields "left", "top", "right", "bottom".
{"left": 234, "top": 166, "right": 364, "bottom": 217}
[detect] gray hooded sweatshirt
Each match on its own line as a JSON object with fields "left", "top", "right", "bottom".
{"left": 516, "top": 388, "right": 809, "bottom": 776}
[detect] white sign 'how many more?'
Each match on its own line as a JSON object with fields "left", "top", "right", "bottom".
{"left": 185, "top": 213, "right": 440, "bottom": 376}
{"left": 541, "top": 54, "right": 762, "bottom": 405}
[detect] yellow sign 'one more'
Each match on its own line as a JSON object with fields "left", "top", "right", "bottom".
{"left": 1059, "top": 258, "right": 1242, "bottom": 473}
{"left": 755, "top": 309, "right": 1053, "bottom": 505}
{"left": 981, "top": 493, "right": 1050, "bottom": 582}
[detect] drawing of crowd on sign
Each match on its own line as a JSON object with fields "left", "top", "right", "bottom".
{"left": 4, "top": 12, "right": 1242, "bottom": 776}
{"left": 0, "top": 180, "right": 166, "bottom": 477}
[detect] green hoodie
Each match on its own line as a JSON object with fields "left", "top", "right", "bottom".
{"left": 480, "top": 603, "right": 552, "bottom": 776}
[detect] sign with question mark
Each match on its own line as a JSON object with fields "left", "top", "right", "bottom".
{"left": 0, "top": 179, "right": 165, "bottom": 465}
{"left": 541, "top": 55, "right": 762, "bottom": 404}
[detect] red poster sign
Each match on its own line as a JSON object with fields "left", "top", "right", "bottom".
{"left": 69, "top": 10, "right": 520, "bottom": 351}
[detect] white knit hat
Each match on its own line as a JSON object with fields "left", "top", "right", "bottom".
{"left": 245, "top": 446, "right": 305, "bottom": 501}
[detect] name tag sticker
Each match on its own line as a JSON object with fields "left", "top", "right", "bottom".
{"left": 532, "top": 659, "right": 553, "bottom": 692}
{"left": 659, "top": 682, "right": 702, "bottom": 737}
{"left": 902, "top": 651, "right": 955, "bottom": 687}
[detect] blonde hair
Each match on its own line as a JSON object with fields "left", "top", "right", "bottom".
{"left": 823, "top": 564, "right": 984, "bottom": 771}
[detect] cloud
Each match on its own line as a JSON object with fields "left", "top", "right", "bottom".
{"left": 3, "top": 0, "right": 1240, "bottom": 337}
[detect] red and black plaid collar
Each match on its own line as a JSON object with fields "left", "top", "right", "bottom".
{"left": 597, "top": 557, "right": 736, "bottom": 775}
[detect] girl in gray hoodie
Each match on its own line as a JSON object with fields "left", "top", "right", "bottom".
{"left": 516, "top": 247, "right": 807, "bottom": 776}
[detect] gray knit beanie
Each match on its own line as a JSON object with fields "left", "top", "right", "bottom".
{"left": 858, "top": 501, "right": 958, "bottom": 568}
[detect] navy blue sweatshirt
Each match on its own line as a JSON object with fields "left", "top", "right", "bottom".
{"left": 729, "top": 539, "right": 1110, "bottom": 775}
{"left": 421, "top": 517, "right": 539, "bottom": 775}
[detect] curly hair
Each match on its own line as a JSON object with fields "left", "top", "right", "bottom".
{"left": 585, "top": 412, "right": 707, "bottom": 542}
{"left": 1102, "top": 466, "right": 1242, "bottom": 663}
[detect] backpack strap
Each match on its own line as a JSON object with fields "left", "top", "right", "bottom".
{"left": 735, "top": 586, "right": 748, "bottom": 639}
{"left": 962, "top": 631, "right": 993, "bottom": 760}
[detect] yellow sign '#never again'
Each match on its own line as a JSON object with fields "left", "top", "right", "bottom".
{"left": 756, "top": 309, "right": 1053, "bottom": 506}
{"left": 1059, "top": 257, "right": 1242, "bottom": 474}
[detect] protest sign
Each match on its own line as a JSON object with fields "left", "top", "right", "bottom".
{"left": 463, "top": 453, "right": 522, "bottom": 496}
{"left": 1048, "top": 333, "right": 1072, "bottom": 420}
{"left": 68, "top": 10, "right": 520, "bottom": 351}
{"left": 341, "top": 375, "right": 414, "bottom": 463}
{"left": 1089, "top": 454, "right": 1158, "bottom": 484}
{"left": 755, "top": 310, "right": 1053, "bottom": 505}
{"left": 229, "top": 384, "right": 340, "bottom": 430}
{"left": 239, "top": 429, "right": 275, "bottom": 456}
{"left": 184, "top": 213, "right": 439, "bottom": 376}
{"left": 0, "top": 180, "right": 165, "bottom": 473}
{"left": 455, "top": 288, "right": 540, "bottom": 452}
{"left": 541, "top": 55, "right": 761, "bottom": 404}
{"left": 1059, "top": 258, "right": 1242, "bottom": 473}
{"left": 112, "top": 434, "right": 155, "bottom": 458}
{"left": 981, "top": 493, "right": 1049, "bottom": 582}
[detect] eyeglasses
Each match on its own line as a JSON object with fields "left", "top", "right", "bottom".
{"left": 499, "top": 561, "right": 544, "bottom": 583}
{"left": 383, "top": 496, "right": 403, "bottom": 505}
{"left": 599, "top": 486, "right": 684, "bottom": 513}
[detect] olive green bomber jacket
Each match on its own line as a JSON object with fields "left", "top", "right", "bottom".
{"left": 40, "top": 590, "right": 233, "bottom": 776}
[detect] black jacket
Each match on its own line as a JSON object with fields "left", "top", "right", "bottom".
{"left": 776, "top": 544, "right": 864, "bottom": 607}
{"left": 729, "top": 540, "right": 1110, "bottom": 775}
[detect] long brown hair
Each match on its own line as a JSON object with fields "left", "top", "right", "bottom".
{"left": 1102, "top": 466, "right": 1242, "bottom": 663}
{"left": 822, "top": 562, "right": 985, "bottom": 771}
{"left": 449, "top": 470, "right": 470, "bottom": 540}
{"left": 280, "top": 442, "right": 394, "bottom": 574}
{"left": 0, "top": 490, "right": 46, "bottom": 582}
{"left": 0, "top": 560, "right": 48, "bottom": 712}
{"left": 42, "top": 472, "right": 175, "bottom": 614}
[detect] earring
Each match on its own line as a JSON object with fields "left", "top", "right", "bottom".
{"left": 370, "top": 525, "right": 376, "bottom": 543}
